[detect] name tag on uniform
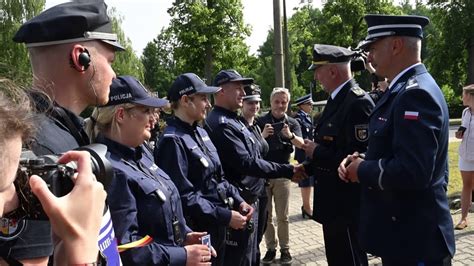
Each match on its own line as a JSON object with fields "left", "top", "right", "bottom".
{"left": 155, "top": 189, "right": 167, "bottom": 202}
{"left": 200, "top": 157, "right": 209, "bottom": 168}
{"left": 323, "top": 136, "right": 334, "bottom": 141}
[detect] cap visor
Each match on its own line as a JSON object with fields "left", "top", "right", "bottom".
{"left": 243, "top": 95, "right": 261, "bottom": 101}
{"left": 134, "top": 97, "right": 169, "bottom": 108}
{"left": 101, "top": 40, "right": 126, "bottom": 51}
{"left": 357, "top": 39, "right": 376, "bottom": 51}
{"left": 197, "top": 85, "right": 222, "bottom": 95}
{"left": 229, "top": 77, "right": 254, "bottom": 85}
{"left": 308, "top": 64, "right": 322, "bottom": 71}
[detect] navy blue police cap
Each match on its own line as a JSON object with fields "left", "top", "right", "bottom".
{"left": 359, "top": 14, "right": 430, "bottom": 50}
{"left": 294, "top": 94, "right": 313, "bottom": 106}
{"left": 308, "top": 44, "right": 356, "bottom": 71}
{"left": 105, "top": 76, "right": 168, "bottom": 107}
{"left": 168, "top": 73, "right": 221, "bottom": 102}
{"left": 13, "top": 0, "right": 124, "bottom": 51}
{"left": 213, "top": 69, "right": 254, "bottom": 87}
{"left": 243, "top": 84, "right": 262, "bottom": 102}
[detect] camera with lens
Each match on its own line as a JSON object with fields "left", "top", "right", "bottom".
{"left": 9, "top": 144, "right": 112, "bottom": 220}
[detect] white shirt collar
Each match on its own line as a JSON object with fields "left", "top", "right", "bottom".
{"left": 330, "top": 79, "right": 351, "bottom": 99}
{"left": 388, "top": 62, "right": 422, "bottom": 90}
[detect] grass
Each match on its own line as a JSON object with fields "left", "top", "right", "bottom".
{"left": 448, "top": 141, "right": 462, "bottom": 196}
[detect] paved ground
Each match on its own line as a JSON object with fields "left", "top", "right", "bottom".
{"left": 259, "top": 182, "right": 474, "bottom": 265}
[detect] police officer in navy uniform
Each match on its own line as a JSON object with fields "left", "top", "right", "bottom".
{"left": 293, "top": 94, "right": 315, "bottom": 219}
{"left": 302, "top": 44, "right": 374, "bottom": 266}
{"left": 86, "top": 76, "right": 214, "bottom": 265}
{"left": 240, "top": 84, "right": 270, "bottom": 264}
{"left": 205, "top": 69, "right": 306, "bottom": 266}
{"left": 12, "top": 1, "right": 124, "bottom": 264}
{"left": 339, "top": 15, "right": 455, "bottom": 266}
{"left": 155, "top": 73, "right": 253, "bottom": 266}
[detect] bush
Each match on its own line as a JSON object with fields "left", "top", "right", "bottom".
{"left": 441, "top": 84, "right": 463, "bottom": 118}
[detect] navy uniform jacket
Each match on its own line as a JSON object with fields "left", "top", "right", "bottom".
{"left": 294, "top": 109, "right": 314, "bottom": 163}
{"left": 243, "top": 118, "right": 269, "bottom": 158}
{"left": 205, "top": 106, "right": 294, "bottom": 201}
{"left": 154, "top": 116, "right": 244, "bottom": 229}
{"left": 311, "top": 79, "right": 374, "bottom": 224}
{"left": 357, "top": 64, "right": 455, "bottom": 260}
{"left": 99, "top": 136, "right": 191, "bottom": 266}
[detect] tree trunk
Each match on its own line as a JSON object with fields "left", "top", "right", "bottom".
{"left": 204, "top": 43, "right": 213, "bottom": 85}
{"left": 204, "top": 0, "right": 214, "bottom": 85}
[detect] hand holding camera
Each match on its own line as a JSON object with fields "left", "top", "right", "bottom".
{"left": 29, "top": 150, "right": 106, "bottom": 263}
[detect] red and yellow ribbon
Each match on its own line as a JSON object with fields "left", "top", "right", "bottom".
{"left": 117, "top": 235, "right": 153, "bottom": 253}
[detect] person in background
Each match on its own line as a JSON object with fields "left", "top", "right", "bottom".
{"left": 0, "top": 80, "right": 106, "bottom": 265}
{"left": 12, "top": 1, "right": 124, "bottom": 263}
{"left": 155, "top": 73, "right": 252, "bottom": 266}
{"left": 339, "top": 14, "right": 455, "bottom": 265}
{"left": 85, "top": 75, "right": 214, "bottom": 265}
{"left": 258, "top": 87, "right": 304, "bottom": 264}
{"left": 240, "top": 83, "right": 271, "bottom": 263}
{"left": 454, "top": 84, "right": 474, "bottom": 230}
{"left": 293, "top": 94, "right": 315, "bottom": 219}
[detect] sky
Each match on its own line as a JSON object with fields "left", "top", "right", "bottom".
{"left": 44, "top": 0, "right": 325, "bottom": 56}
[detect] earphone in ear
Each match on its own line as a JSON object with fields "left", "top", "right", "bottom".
{"left": 78, "top": 48, "right": 91, "bottom": 70}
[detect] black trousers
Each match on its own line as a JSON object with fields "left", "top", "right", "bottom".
{"left": 322, "top": 220, "right": 368, "bottom": 266}
{"left": 382, "top": 256, "right": 452, "bottom": 266}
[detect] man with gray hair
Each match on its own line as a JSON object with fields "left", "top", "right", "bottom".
{"left": 339, "top": 14, "right": 455, "bottom": 265}
{"left": 302, "top": 44, "right": 374, "bottom": 266}
{"left": 258, "top": 87, "right": 304, "bottom": 264}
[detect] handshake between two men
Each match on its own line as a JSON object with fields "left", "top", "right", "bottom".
{"left": 300, "top": 139, "right": 364, "bottom": 183}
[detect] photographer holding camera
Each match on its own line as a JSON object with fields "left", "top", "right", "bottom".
{"left": 257, "top": 87, "right": 304, "bottom": 264}
{"left": 0, "top": 80, "right": 106, "bottom": 265}
{"left": 13, "top": 1, "right": 125, "bottom": 264}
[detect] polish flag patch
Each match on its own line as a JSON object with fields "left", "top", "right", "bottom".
{"left": 404, "top": 111, "right": 419, "bottom": 120}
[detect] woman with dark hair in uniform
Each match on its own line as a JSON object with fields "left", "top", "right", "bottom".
{"left": 154, "top": 73, "right": 253, "bottom": 266}
{"left": 85, "top": 75, "right": 214, "bottom": 266}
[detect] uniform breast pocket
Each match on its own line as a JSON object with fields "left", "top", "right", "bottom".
{"left": 189, "top": 147, "right": 211, "bottom": 170}
{"left": 137, "top": 177, "right": 169, "bottom": 211}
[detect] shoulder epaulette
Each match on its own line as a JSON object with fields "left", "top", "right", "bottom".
{"left": 351, "top": 87, "right": 365, "bottom": 97}
{"left": 406, "top": 77, "right": 420, "bottom": 90}
{"left": 218, "top": 116, "right": 227, "bottom": 125}
{"left": 162, "top": 126, "right": 177, "bottom": 138}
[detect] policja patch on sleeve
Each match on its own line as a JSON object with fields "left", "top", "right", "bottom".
{"left": 354, "top": 124, "right": 369, "bottom": 142}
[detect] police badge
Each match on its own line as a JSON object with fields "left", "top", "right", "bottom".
{"left": 354, "top": 124, "right": 369, "bottom": 142}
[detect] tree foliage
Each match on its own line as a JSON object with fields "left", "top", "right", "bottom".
{"left": 142, "top": 0, "right": 258, "bottom": 96}
{"left": 109, "top": 8, "right": 144, "bottom": 81}
{"left": 0, "top": 0, "right": 45, "bottom": 84}
{"left": 142, "top": 28, "right": 177, "bottom": 97}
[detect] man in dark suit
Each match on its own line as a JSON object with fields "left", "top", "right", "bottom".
{"left": 339, "top": 15, "right": 455, "bottom": 266}
{"left": 302, "top": 44, "right": 374, "bottom": 266}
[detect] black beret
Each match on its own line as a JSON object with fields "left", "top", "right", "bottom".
{"left": 13, "top": 0, "right": 124, "bottom": 51}
{"left": 359, "top": 14, "right": 430, "bottom": 50}
{"left": 308, "top": 44, "right": 356, "bottom": 71}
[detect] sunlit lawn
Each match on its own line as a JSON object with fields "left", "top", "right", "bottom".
{"left": 448, "top": 141, "right": 462, "bottom": 196}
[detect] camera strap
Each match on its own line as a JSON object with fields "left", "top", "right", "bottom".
{"left": 52, "top": 107, "right": 90, "bottom": 146}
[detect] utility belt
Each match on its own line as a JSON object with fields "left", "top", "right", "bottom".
{"left": 217, "top": 186, "right": 235, "bottom": 209}
{"left": 239, "top": 188, "right": 258, "bottom": 205}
